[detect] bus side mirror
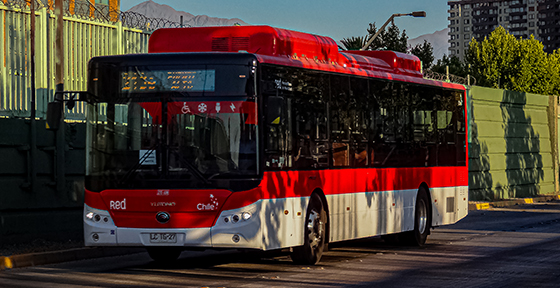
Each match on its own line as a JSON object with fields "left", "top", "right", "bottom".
{"left": 267, "top": 96, "right": 284, "bottom": 125}
{"left": 46, "top": 101, "right": 63, "bottom": 130}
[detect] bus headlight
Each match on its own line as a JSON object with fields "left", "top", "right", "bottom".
{"left": 84, "top": 205, "right": 114, "bottom": 226}
{"left": 242, "top": 212, "right": 252, "bottom": 221}
{"left": 223, "top": 211, "right": 252, "bottom": 224}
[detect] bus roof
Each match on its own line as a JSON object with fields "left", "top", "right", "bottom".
{"left": 148, "top": 25, "right": 465, "bottom": 91}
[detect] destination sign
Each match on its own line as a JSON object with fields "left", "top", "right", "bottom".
{"left": 121, "top": 69, "right": 215, "bottom": 93}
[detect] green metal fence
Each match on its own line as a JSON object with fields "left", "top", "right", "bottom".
{"left": 0, "top": 3, "right": 149, "bottom": 120}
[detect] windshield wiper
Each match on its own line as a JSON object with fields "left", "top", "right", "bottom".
{"left": 207, "top": 171, "right": 242, "bottom": 180}
{"left": 118, "top": 143, "right": 159, "bottom": 186}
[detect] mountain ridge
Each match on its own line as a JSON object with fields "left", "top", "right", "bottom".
{"left": 127, "top": 0, "right": 248, "bottom": 27}
{"left": 408, "top": 28, "right": 449, "bottom": 60}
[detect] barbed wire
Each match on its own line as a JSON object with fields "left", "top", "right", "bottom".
{"left": 2, "top": 0, "right": 48, "bottom": 10}
{"left": 66, "top": 1, "right": 112, "bottom": 22}
{"left": 423, "top": 70, "right": 476, "bottom": 87}
{"left": 120, "top": 11, "right": 188, "bottom": 31}
{"left": 1, "top": 0, "right": 187, "bottom": 31}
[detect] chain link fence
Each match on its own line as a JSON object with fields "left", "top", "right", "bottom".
{"left": 2, "top": 0, "right": 187, "bottom": 31}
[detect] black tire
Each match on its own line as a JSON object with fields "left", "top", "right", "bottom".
{"left": 403, "top": 187, "right": 431, "bottom": 246}
{"left": 146, "top": 247, "right": 182, "bottom": 262}
{"left": 291, "top": 193, "right": 327, "bottom": 265}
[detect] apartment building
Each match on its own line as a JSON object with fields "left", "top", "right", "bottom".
{"left": 448, "top": 0, "right": 559, "bottom": 59}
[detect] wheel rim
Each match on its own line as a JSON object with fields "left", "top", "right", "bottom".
{"left": 306, "top": 209, "right": 324, "bottom": 250}
{"left": 417, "top": 198, "right": 427, "bottom": 234}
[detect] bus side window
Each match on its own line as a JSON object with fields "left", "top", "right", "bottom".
{"left": 369, "top": 80, "right": 392, "bottom": 167}
{"left": 436, "top": 90, "right": 461, "bottom": 166}
{"left": 349, "top": 77, "right": 369, "bottom": 167}
{"left": 291, "top": 71, "right": 329, "bottom": 169}
{"left": 330, "top": 75, "right": 351, "bottom": 167}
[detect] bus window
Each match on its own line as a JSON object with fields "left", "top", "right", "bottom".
{"left": 291, "top": 70, "right": 329, "bottom": 169}
{"left": 410, "top": 86, "right": 437, "bottom": 167}
{"left": 436, "top": 90, "right": 463, "bottom": 166}
{"left": 350, "top": 77, "right": 369, "bottom": 167}
{"left": 330, "top": 75, "right": 351, "bottom": 167}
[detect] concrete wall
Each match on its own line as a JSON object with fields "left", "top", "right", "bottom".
{"left": 468, "top": 86, "right": 558, "bottom": 201}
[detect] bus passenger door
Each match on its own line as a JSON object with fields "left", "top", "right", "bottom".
{"left": 264, "top": 95, "right": 291, "bottom": 170}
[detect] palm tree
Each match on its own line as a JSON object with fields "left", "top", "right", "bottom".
{"left": 339, "top": 36, "right": 367, "bottom": 51}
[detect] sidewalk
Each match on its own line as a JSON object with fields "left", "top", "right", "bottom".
{"left": 3, "top": 195, "right": 559, "bottom": 271}
{"left": 468, "top": 195, "right": 560, "bottom": 210}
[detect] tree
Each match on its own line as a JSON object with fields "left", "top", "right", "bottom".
{"left": 465, "top": 26, "right": 517, "bottom": 89}
{"left": 339, "top": 36, "right": 367, "bottom": 51}
{"left": 364, "top": 23, "right": 384, "bottom": 51}
{"left": 410, "top": 40, "right": 435, "bottom": 70}
{"left": 431, "top": 55, "right": 468, "bottom": 78}
{"left": 379, "top": 22, "right": 408, "bottom": 52}
{"left": 340, "top": 21, "right": 409, "bottom": 53}
{"left": 466, "top": 26, "right": 560, "bottom": 95}
{"left": 511, "top": 35, "right": 560, "bottom": 95}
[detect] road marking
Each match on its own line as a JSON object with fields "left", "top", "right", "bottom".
{"left": 1, "top": 256, "right": 13, "bottom": 270}
{"left": 473, "top": 203, "right": 490, "bottom": 210}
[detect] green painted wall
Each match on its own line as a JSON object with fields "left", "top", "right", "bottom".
{"left": 468, "top": 86, "right": 556, "bottom": 201}
{"left": 0, "top": 118, "right": 86, "bottom": 243}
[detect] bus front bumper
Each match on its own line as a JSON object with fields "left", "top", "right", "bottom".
{"left": 83, "top": 204, "right": 263, "bottom": 249}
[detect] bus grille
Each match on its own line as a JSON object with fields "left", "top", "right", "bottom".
{"left": 211, "top": 37, "right": 250, "bottom": 52}
{"left": 232, "top": 37, "right": 249, "bottom": 51}
{"left": 212, "top": 37, "right": 229, "bottom": 51}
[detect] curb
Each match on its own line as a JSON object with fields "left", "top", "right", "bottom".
{"left": 0, "top": 247, "right": 144, "bottom": 271}
{"left": 468, "top": 195, "right": 560, "bottom": 211}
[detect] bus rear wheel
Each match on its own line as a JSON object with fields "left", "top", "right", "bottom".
{"left": 146, "top": 247, "right": 182, "bottom": 262}
{"left": 403, "top": 187, "right": 431, "bottom": 246}
{"left": 291, "top": 193, "right": 327, "bottom": 265}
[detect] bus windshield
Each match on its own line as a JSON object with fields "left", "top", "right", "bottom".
{"left": 85, "top": 96, "right": 258, "bottom": 191}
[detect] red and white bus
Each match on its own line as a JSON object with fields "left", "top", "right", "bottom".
{"left": 83, "top": 26, "right": 468, "bottom": 264}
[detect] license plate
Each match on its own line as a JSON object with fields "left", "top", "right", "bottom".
{"left": 149, "top": 233, "right": 177, "bottom": 243}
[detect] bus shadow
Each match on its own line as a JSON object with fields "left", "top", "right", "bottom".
{"left": 142, "top": 236, "right": 426, "bottom": 271}
{"left": 141, "top": 249, "right": 293, "bottom": 270}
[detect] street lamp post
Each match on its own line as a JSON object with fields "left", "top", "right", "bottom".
{"left": 360, "top": 11, "right": 426, "bottom": 51}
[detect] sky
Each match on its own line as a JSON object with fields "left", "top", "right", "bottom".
{"left": 120, "top": 0, "right": 450, "bottom": 41}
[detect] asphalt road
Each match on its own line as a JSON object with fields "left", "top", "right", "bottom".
{"left": 2, "top": 202, "right": 560, "bottom": 287}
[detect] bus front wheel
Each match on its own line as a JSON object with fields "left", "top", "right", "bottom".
{"left": 403, "top": 187, "right": 431, "bottom": 246}
{"left": 291, "top": 193, "right": 327, "bottom": 265}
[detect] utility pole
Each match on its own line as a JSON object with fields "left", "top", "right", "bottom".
{"left": 30, "top": 0, "right": 37, "bottom": 194}
{"left": 54, "top": 0, "right": 65, "bottom": 192}
{"left": 55, "top": 0, "right": 64, "bottom": 94}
